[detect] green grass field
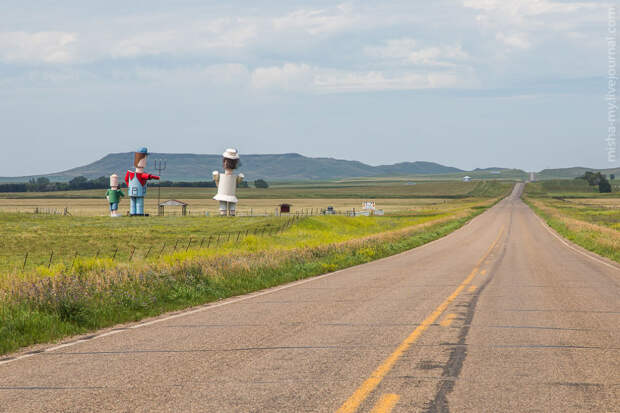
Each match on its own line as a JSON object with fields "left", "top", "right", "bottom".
{"left": 525, "top": 179, "right": 620, "bottom": 198}
{"left": 523, "top": 181, "right": 619, "bottom": 263}
{"left": 0, "top": 180, "right": 511, "bottom": 199}
{"left": 0, "top": 180, "right": 513, "bottom": 355}
{"left": 0, "top": 198, "right": 497, "bottom": 274}
{"left": 0, "top": 181, "right": 513, "bottom": 217}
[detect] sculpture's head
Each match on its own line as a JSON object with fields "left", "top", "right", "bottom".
{"left": 222, "top": 148, "right": 239, "bottom": 170}
{"left": 134, "top": 147, "right": 149, "bottom": 172}
{"left": 110, "top": 174, "right": 119, "bottom": 190}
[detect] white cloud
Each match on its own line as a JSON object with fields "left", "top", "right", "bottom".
{"left": 463, "top": 0, "right": 598, "bottom": 16}
{"left": 110, "top": 19, "right": 257, "bottom": 58}
{"left": 126, "top": 63, "right": 251, "bottom": 89}
{"left": 496, "top": 33, "right": 530, "bottom": 49}
{"left": 0, "top": 31, "right": 78, "bottom": 63}
{"left": 408, "top": 45, "right": 469, "bottom": 66}
{"left": 251, "top": 63, "right": 314, "bottom": 91}
{"left": 365, "top": 38, "right": 469, "bottom": 67}
{"left": 365, "top": 38, "right": 418, "bottom": 59}
{"left": 272, "top": 4, "right": 358, "bottom": 35}
{"left": 249, "top": 62, "right": 475, "bottom": 93}
{"left": 0, "top": 17, "right": 259, "bottom": 64}
{"left": 111, "top": 30, "right": 178, "bottom": 58}
{"left": 0, "top": 1, "right": 608, "bottom": 94}
{"left": 463, "top": 0, "right": 603, "bottom": 60}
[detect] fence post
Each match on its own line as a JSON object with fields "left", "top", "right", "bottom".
{"left": 95, "top": 250, "right": 100, "bottom": 259}
{"left": 199, "top": 238, "right": 205, "bottom": 248}
{"left": 129, "top": 247, "right": 135, "bottom": 261}
{"left": 173, "top": 239, "right": 179, "bottom": 252}
{"left": 207, "top": 235, "right": 212, "bottom": 248}
{"left": 236, "top": 231, "right": 240, "bottom": 242}
{"left": 186, "top": 238, "right": 192, "bottom": 251}
{"left": 112, "top": 247, "right": 118, "bottom": 260}
{"left": 158, "top": 242, "right": 166, "bottom": 258}
{"left": 144, "top": 246, "right": 152, "bottom": 258}
{"left": 23, "top": 252, "right": 28, "bottom": 270}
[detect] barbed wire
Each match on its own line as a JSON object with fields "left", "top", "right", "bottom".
{"left": 0, "top": 215, "right": 313, "bottom": 272}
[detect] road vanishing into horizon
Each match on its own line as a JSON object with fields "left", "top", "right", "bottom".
{"left": 1, "top": 183, "right": 618, "bottom": 412}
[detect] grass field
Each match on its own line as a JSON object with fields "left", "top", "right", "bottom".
{"left": 0, "top": 180, "right": 481, "bottom": 200}
{"left": 0, "top": 181, "right": 512, "bottom": 216}
{"left": 0, "top": 197, "right": 494, "bottom": 273}
{"left": 523, "top": 181, "right": 619, "bottom": 263}
{"left": 525, "top": 180, "right": 620, "bottom": 198}
{"left": 0, "top": 180, "right": 512, "bottom": 355}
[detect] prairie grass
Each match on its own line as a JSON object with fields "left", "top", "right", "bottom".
{"left": 524, "top": 180, "right": 620, "bottom": 198}
{"left": 0, "top": 180, "right": 510, "bottom": 200}
{"left": 0, "top": 198, "right": 491, "bottom": 272}
{"left": 0, "top": 195, "right": 501, "bottom": 356}
{"left": 0, "top": 181, "right": 512, "bottom": 218}
{"left": 524, "top": 197, "right": 620, "bottom": 263}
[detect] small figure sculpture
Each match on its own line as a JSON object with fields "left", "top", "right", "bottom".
{"left": 105, "top": 174, "right": 124, "bottom": 217}
{"left": 213, "top": 148, "right": 244, "bottom": 216}
{"left": 124, "top": 147, "right": 160, "bottom": 216}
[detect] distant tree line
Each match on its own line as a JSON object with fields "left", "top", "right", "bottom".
{"left": 576, "top": 171, "right": 612, "bottom": 193}
{"left": 0, "top": 176, "right": 270, "bottom": 192}
{"left": 0, "top": 176, "right": 111, "bottom": 193}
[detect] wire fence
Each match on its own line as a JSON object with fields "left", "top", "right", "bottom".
{"left": 0, "top": 215, "right": 308, "bottom": 273}
{"left": 3, "top": 206, "right": 373, "bottom": 217}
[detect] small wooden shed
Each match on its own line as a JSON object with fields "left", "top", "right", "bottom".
{"left": 279, "top": 203, "right": 292, "bottom": 214}
{"left": 159, "top": 199, "right": 188, "bottom": 216}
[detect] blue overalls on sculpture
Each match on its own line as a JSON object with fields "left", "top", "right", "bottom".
{"left": 124, "top": 147, "right": 160, "bottom": 216}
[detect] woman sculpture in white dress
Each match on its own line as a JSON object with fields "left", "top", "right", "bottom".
{"left": 213, "top": 148, "right": 245, "bottom": 216}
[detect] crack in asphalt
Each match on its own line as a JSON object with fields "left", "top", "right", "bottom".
{"left": 422, "top": 212, "right": 510, "bottom": 413}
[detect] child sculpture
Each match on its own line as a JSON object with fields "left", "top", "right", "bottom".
{"left": 124, "top": 147, "right": 160, "bottom": 216}
{"left": 105, "top": 174, "right": 124, "bottom": 217}
{"left": 213, "top": 148, "right": 244, "bottom": 216}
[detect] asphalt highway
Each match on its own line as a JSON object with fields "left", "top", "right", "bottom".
{"left": 1, "top": 183, "right": 618, "bottom": 412}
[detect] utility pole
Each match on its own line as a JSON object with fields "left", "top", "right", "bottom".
{"left": 153, "top": 159, "right": 167, "bottom": 215}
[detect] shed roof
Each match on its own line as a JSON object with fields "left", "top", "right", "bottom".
{"left": 159, "top": 199, "right": 188, "bottom": 206}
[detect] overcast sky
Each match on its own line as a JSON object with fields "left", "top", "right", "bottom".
{"left": 0, "top": 0, "right": 616, "bottom": 176}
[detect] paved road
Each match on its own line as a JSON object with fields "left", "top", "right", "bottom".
{"left": 1, "top": 184, "right": 618, "bottom": 412}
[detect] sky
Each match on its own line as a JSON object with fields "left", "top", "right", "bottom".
{"left": 0, "top": 0, "right": 617, "bottom": 176}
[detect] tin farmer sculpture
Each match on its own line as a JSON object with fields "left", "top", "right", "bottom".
{"left": 213, "top": 148, "right": 244, "bottom": 216}
{"left": 105, "top": 174, "right": 124, "bottom": 217}
{"left": 125, "top": 147, "right": 160, "bottom": 216}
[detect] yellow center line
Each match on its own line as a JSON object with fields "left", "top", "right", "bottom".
{"left": 468, "top": 285, "right": 477, "bottom": 293}
{"left": 440, "top": 313, "right": 457, "bottom": 327}
{"left": 369, "top": 394, "right": 400, "bottom": 413}
{"left": 336, "top": 227, "right": 504, "bottom": 413}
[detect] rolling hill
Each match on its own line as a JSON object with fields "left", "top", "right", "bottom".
{"left": 4, "top": 152, "right": 608, "bottom": 183}
{"left": 0, "top": 153, "right": 468, "bottom": 183}
{"left": 536, "top": 166, "right": 620, "bottom": 180}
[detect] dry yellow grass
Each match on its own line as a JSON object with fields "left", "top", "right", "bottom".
{"left": 0, "top": 197, "right": 460, "bottom": 216}
{"left": 528, "top": 198, "right": 619, "bottom": 261}
{"left": 564, "top": 198, "right": 620, "bottom": 209}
